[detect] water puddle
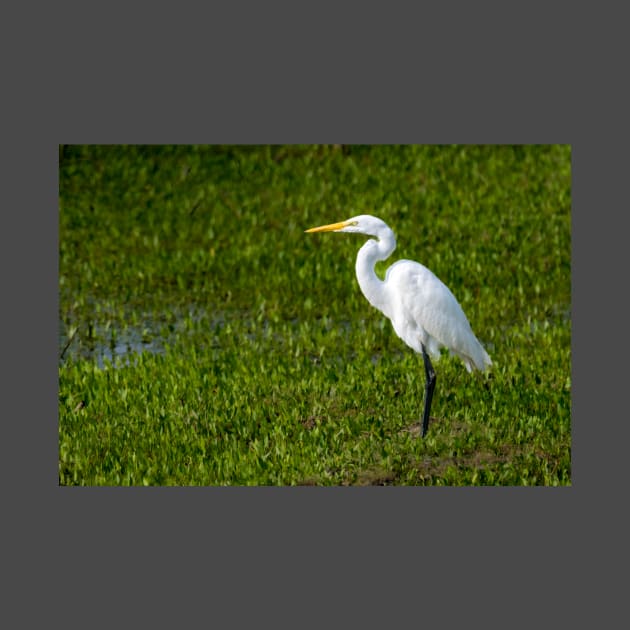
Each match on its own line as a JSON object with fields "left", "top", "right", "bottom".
{"left": 60, "top": 321, "right": 166, "bottom": 369}
{"left": 58, "top": 304, "right": 221, "bottom": 369}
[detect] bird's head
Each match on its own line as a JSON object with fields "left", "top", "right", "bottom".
{"left": 305, "top": 214, "right": 390, "bottom": 238}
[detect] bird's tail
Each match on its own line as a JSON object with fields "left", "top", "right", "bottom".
{"left": 459, "top": 341, "right": 492, "bottom": 373}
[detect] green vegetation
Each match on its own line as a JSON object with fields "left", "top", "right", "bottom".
{"left": 59, "top": 145, "right": 571, "bottom": 485}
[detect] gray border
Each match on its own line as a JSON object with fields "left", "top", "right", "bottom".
{"left": 6, "top": 0, "right": 614, "bottom": 626}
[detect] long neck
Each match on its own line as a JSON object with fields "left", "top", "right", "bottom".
{"left": 355, "top": 229, "right": 396, "bottom": 316}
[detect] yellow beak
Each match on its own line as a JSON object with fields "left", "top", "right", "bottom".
{"left": 305, "top": 220, "right": 349, "bottom": 233}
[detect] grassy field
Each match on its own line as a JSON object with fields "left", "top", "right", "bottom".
{"left": 58, "top": 145, "right": 571, "bottom": 485}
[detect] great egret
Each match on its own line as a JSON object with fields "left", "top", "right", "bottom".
{"left": 305, "top": 214, "right": 491, "bottom": 437}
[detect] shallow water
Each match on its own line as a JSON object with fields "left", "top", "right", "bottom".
{"left": 59, "top": 321, "right": 166, "bottom": 368}
{"left": 58, "top": 303, "right": 220, "bottom": 368}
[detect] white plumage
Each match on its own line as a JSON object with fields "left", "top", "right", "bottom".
{"left": 306, "top": 214, "right": 491, "bottom": 436}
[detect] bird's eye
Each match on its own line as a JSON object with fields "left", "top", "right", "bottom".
{"left": 350, "top": 221, "right": 358, "bottom": 226}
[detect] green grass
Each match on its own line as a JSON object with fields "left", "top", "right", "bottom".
{"left": 59, "top": 144, "right": 571, "bottom": 485}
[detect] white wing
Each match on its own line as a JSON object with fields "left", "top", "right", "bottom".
{"left": 384, "top": 260, "right": 491, "bottom": 372}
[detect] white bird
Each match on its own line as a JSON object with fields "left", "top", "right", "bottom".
{"left": 305, "top": 214, "right": 491, "bottom": 437}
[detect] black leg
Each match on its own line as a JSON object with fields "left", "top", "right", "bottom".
{"left": 421, "top": 344, "right": 436, "bottom": 437}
